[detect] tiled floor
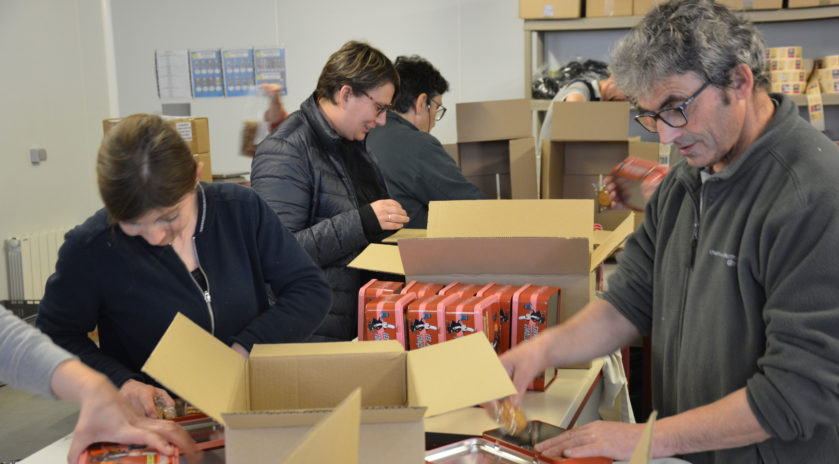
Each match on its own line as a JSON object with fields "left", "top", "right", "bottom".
{"left": 0, "top": 385, "right": 79, "bottom": 462}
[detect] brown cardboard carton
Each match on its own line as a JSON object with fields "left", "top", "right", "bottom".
{"left": 519, "top": 0, "right": 582, "bottom": 18}
{"left": 456, "top": 99, "right": 537, "bottom": 199}
{"left": 406, "top": 294, "right": 460, "bottom": 350}
{"left": 476, "top": 283, "right": 522, "bottom": 354}
{"left": 512, "top": 285, "right": 561, "bottom": 390}
{"left": 358, "top": 279, "right": 405, "bottom": 341}
{"left": 586, "top": 0, "right": 633, "bottom": 17}
{"left": 550, "top": 101, "right": 630, "bottom": 142}
{"left": 787, "top": 0, "right": 839, "bottom": 7}
{"left": 364, "top": 293, "right": 417, "bottom": 347}
{"left": 144, "top": 314, "right": 516, "bottom": 464}
{"left": 193, "top": 153, "right": 213, "bottom": 183}
{"left": 715, "top": 0, "right": 782, "bottom": 10}
{"left": 633, "top": 0, "right": 664, "bottom": 15}
{"left": 348, "top": 200, "right": 635, "bottom": 330}
{"left": 103, "top": 116, "right": 210, "bottom": 154}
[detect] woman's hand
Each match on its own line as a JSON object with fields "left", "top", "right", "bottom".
{"left": 370, "top": 199, "right": 409, "bottom": 230}
{"left": 119, "top": 378, "right": 176, "bottom": 419}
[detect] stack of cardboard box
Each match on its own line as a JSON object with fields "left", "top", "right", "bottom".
{"left": 102, "top": 116, "right": 213, "bottom": 183}
{"left": 815, "top": 55, "right": 839, "bottom": 94}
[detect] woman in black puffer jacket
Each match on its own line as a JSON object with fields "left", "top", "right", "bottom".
{"left": 251, "top": 41, "right": 408, "bottom": 341}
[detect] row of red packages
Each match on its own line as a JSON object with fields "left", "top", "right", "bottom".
{"left": 358, "top": 279, "right": 560, "bottom": 390}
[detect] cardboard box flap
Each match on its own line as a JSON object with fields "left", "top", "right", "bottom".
{"left": 400, "top": 237, "right": 591, "bottom": 277}
{"left": 221, "top": 405, "right": 426, "bottom": 429}
{"left": 455, "top": 99, "right": 531, "bottom": 143}
{"left": 382, "top": 228, "right": 427, "bottom": 244}
{"left": 427, "top": 199, "right": 594, "bottom": 239}
{"left": 630, "top": 410, "right": 657, "bottom": 464}
{"left": 249, "top": 349, "right": 406, "bottom": 411}
{"left": 405, "top": 333, "right": 516, "bottom": 417}
{"left": 346, "top": 243, "right": 404, "bottom": 275}
{"left": 281, "top": 388, "right": 361, "bottom": 464}
{"left": 550, "top": 101, "right": 631, "bottom": 141}
{"left": 590, "top": 212, "right": 636, "bottom": 272}
{"left": 251, "top": 339, "right": 403, "bottom": 357}
{"left": 142, "top": 313, "right": 247, "bottom": 425}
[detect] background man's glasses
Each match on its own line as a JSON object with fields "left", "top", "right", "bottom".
{"left": 635, "top": 81, "right": 711, "bottom": 133}
{"left": 429, "top": 98, "right": 447, "bottom": 122}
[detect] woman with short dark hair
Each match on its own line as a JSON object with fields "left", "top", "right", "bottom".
{"left": 37, "top": 113, "right": 331, "bottom": 418}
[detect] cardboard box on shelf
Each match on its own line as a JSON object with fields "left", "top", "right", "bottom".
{"left": 348, "top": 199, "right": 635, "bottom": 331}
{"left": 193, "top": 152, "right": 213, "bottom": 183}
{"left": 768, "top": 57, "right": 805, "bottom": 71}
{"left": 770, "top": 81, "right": 804, "bottom": 95}
{"left": 817, "top": 55, "right": 839, "bottom": 69}
{"left": 787, "top": 0, "right": 839, "bottom": 7}
{"left": 144, "top": 313, "right": 516, "bottom": 464}
{"left": 456, "top": 99, "right": 538, "bottom": 199}
{"left": 586, "top": 0, "right": 633, "bottom": 17}
{"left": 102, "top": 116, "right": 210, "bottom": 154}
{"left": 715, "top": 0, "right": 782, "bottom": 10}
{"left": 769, "top": 70, "right": 807, "bottom": 83}
{"left": 765, "top": 46, "right": 802, "bottom": 60}
{"left": 633, "top": 0, "right": 664, "bottom": 15}
{"left": 519, "top": 0, "right": 582, "bottom": 18}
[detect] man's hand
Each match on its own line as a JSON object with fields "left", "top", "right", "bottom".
{"left": 536, "top": 420, "right": 646, "bottom": 461}
{"left": 498, "top": 335, "right": 551, "bottom": 405}
{"left": 370, "top": 199, "right": 409, "bottom": 231}
{"left": 119, "top": 378, "right": 175, "bottom": 419}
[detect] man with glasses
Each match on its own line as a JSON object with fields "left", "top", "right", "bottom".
{"left": 500, "top": 1, "right": 839, "bottom": 463}
{"left": 367, "top": 55, "right": 484, "bottom": 229}
{"left": 251, "top": 41, "right": 409, "bottom": 342}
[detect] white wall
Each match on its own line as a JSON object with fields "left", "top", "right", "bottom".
{"left": 0, "top": 0, "right": 525, "bottom": 300}
{"left": 0, "top": 0, "right": 110, "bottom": 302}
{"left": 109, "top": 0, "right": 525, "bottom": 175}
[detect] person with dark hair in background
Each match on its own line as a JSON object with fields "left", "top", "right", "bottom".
{"left": 251, "top": 41, "right": 408, "bottom": 342}
{"left": 37, "top": 114, "right": 331, "bottom": 418}
{"left": 367, "top": 55, "right": 484, "bottom": 229}
{"left": 499, "top": 1, "right": 839, "bottom": 462}
{"left": 1, "top": 304, "right": 199, "bottom": 463}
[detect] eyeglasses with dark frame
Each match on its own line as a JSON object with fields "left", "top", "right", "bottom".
{"left": 634, "top": 81, "right": 712, "bottom": 133}
{"left": 427, "top": 97, "right": 447, "bottom": 122}
{"left": 360, "top": 90, "right": 392, "bottom": 116}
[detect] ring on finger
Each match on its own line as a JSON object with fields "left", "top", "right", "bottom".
{"left": 388, "top": 214, "right": 391, "bottom": 221}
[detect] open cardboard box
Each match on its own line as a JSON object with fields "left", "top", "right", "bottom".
{"left": 143, "top": 313, "right": 516, "bottom": 463}
{"left": 456, "top": 99, "right": 538, "bottom": 199}
{"left": 349, "top": 199, "right": 635, "bottom": 327}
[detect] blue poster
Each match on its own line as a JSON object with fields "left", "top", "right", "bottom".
{"left": 190, "top": 49, "right": 224, "bottom": 98}
{"left": 222, "top": 48, "right": 255, "bottom": 97}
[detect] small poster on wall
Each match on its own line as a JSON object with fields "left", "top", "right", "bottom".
{"left": 155, "top": 50, "right": 192, "bottom": 100}
{"left": 222, "top": 48, "right": 255, "bottom": 97}
{"left": 190, "top": 49, "right": 224, "bottom": 98}
{"left": 254, "top": 47, "right": 287, "bottom": 96}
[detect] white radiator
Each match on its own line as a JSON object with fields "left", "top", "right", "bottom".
{"left": 5, "top": 228, "right": 70, "bottom": 303}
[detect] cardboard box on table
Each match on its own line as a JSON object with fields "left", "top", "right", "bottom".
{"left": 349, "top": 199, "right": 635, "bottom": 332}
{"left": 456, "top": 99, "right": 538, "bottom": 200}
{"left": 143, "top": 313, "right": 516, "bottom": 464}
{"left": 542, "top": 101, "right": 633, "bottom": 201}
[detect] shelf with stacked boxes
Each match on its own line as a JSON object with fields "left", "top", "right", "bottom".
{"left": 523, "top": 5, "right": 839, "bottom": 100}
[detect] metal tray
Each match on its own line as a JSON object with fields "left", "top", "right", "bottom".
{"left": 424, "top": 438, "right": 538, "bottom": 463}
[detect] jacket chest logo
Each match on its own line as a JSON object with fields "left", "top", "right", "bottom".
{"left": 708, "top": 249, "right": 737, "bottom": 267}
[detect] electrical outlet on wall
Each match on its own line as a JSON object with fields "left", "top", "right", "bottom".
{"left": 29, "top": 148, "right": 47, "bottom": 165}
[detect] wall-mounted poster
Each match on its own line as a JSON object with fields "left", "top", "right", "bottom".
{"left": 254, "top": 47, "right": 287, "bottom": 96}
{"left": 222, "top": 48, "right": 255, "bottom": 97}
{"left": 190, "top": 49, "right": 224, "bottom": 98}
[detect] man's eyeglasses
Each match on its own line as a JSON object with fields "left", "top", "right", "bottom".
{"left": 635, "top": 81, "right": 712, "bottom": 133}
{"left": 360, "top": 90, "right": 392, "bottom": 116}
{"left": 428, "top": 98, "right": 447, "bottom": 122}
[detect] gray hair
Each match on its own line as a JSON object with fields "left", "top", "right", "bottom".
{"left": 610, "top": 0, "right": 769, "bottom": 100}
